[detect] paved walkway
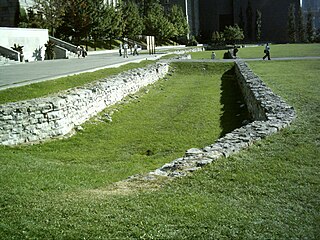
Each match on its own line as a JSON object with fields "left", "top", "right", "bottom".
{"left": 1, "top": 52, "right": 319, "bottom": 91}
{"left": 0, "top": 52, "right": 164, "bottom": 90}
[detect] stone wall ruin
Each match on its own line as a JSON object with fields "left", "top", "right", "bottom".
{"left": 0, "top": 59, "right": 296, "bottom": 179}
{"left": 0, "top": 63, "right": 169, "bottom": 145}
{"left": 147, "top": 60, "right": 296, "bottom": 178}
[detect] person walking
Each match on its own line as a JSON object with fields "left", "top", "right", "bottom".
{"left": 263, "top": 43, "right": 271, "bottom": 60}
{"left": 233, "top": 45, "right": 238, "bottom": 58}
{"left": 119, "top": 43, "right": 122, "bottom": 57}
{"left": 81, "top": 46, "right": 87, "bottom": 58}
{"left": 123, "top": 42, "right": 128, "bottom": 58}
{"left": 77, "top": 46, "right": 81, "bottom": 58}
{"left": 133, "top": 43, "right": 139, "bottom": 56}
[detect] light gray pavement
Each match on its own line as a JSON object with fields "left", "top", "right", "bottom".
{"left": 1, "top": 50, "right": 319, "bottom": 91}
{"left": 0, "top": 51, "right": 165, "bottom": 90}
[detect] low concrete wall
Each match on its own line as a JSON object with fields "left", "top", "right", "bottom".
{"left": 147, "top": 60, "right": 296, "bottom": 178}
{"left": 0, "top": 27, "right": 49, "bottom": 62}
{"left": 0, "top": 63, "right": 169, "bottom": 145}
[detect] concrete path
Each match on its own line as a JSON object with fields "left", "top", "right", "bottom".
{"left": 0, "top": 52, "right": 164, "bottom": 90}
{"left": 1, "top": 52, "right": 319, "bottom": 91}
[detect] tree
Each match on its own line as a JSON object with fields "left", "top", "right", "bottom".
{"left": 131, "top": 0, "right": 158, "bottom": 17}
{"left": 297, "top": 6, "right": 305, "bottom": 42}
{"left": 306, "top": 11, "right": 315, "bottom": 42}
{"left": 168, "top": 5, "right": 189, "bottom": 40}
{"left": 211, "top": 31, "right": 225, "bottom": 45}
{"left": 18, "top": 7, "right": 43, "bottom": 29}
{"left": 223, "top": 25, "right": 244, "bottom": 44}
{"left": 246, "top": 0, "right": 253, "bottom": 41}
{"left": 121, "top": 0, "right": 145, "bottom": 39}
{"left": 144, "top": 2, "right": 175, "bottom": 44}
{"left": 90, "top": 3, "right": 123, "bottom": 49}
{"left": 288, "top": 3, "right": 296, "bottom": 43}
{"left": 58, "top": 0, "right": 95, "bottom": 44}
{"left": 33, "top": 0, "right": 66, "bottom": 36}
{"left": 255, "top": 9, "right": 262, "bottom": 42}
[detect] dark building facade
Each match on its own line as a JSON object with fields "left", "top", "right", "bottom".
{"left": 162, "top": 0, "right": 300, "bottom": 42}
{"left": 0, "top": 0, "right": 19, "bottom": 27}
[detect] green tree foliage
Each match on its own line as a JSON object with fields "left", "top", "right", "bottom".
{"left": 33, "top": 0, "right": 66, "bottom": 36}
{"left": 144, "top": 2, "right": 175, "bottom": 44}
{"left": 57, "top": 0, "right": 101, "bottom": 44}
{"left": 306, "top": 11, "right": 315, "bottom": 42}
{"left": 168, "top": 4, "right": 189, "bottom": 39}
{"left": 255, "top": 10, "right": 262, "bottom": 42}
{"left": 211, "top": 31, "right": 225, "bottom": 46}
{"left": 121, "top": 0, "right": 145, "bottom": 39}
{"left": 297, "top": 6, "right": 305, "bottom": 42}
{"left": 223, "top": 25, "right": 244, "bottom": 44}
{"left": 19, "top": 7, "right": 42, "bottom": 28}
{"left": 89, "top": 2, "right": 123, "bottom": 49}
{"left": 131, "top": 0, "right": 158, "bottom": 17}
{"left": 288, "top": 3, "right": 296, "bottom": 43}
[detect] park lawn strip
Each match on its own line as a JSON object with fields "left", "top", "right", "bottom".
{"left": 191, "top": 49, "right": 226, "bottom": 59}
{"left": 0, "top": 62, "right": 250, "bottom": 238}
{"left": 191, "top": 43, "right": 320, "bottom": 60}
{"left": 0, "top": 60, "right": 154, "bottom": 105}
{"left": 238, "top": 43, "right": 320, "bottom": 59}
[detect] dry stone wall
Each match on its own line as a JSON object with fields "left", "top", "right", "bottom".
{"left": 145, "top": 60, "right": 296, "bottom": 178}
{"left": 0, "top": 63, "right": 169, "bottom": 145}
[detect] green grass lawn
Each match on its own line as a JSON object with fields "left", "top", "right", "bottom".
{"left": 0, "top": 47, "right": 319, "bottom": 238}
{"left": 238, "top": 43, "right": 320, "bottom": 59}
{"left": 191, "top": 43, "right": 320, "bottom": 60}
{"left": 0, "top": 62, "right": 251, "bottom": 239}
{"left": 191, "top": 49, "right": 226, "bottom": 59}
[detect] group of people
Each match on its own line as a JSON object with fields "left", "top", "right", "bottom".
{"left": 119, "top": 42, "right": 139, "bottom": 58}
{"left": 217, "top": 43, "right": 272, "bottom": 60}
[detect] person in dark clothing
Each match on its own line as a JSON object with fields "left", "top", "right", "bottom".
{"left": 263, "top": 43, "right": 271, "bottom": 60}
{"left": 233, "top": 45, "right": 238, "bottom": 58}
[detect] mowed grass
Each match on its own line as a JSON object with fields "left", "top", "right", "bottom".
{"left": 0, "top": 62, "right": 251, "bottom": 239}
{"left": 0, "top": 50, "right": 319, "bottom": 238}
{"left": 191, "top": 43, "right": 320, "bottom": 60}
{"left": 238, "top": 43, "right": 320, "bottom": 59}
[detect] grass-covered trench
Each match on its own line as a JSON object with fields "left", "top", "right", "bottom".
{"left": 0, "top": 62, "right": 249, "bottom": 238}
{"left": 1, "top": 59, "right": 319, "bottom": 239}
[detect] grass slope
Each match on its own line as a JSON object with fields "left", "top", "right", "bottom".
{"left": 0, "top": 62, "right": 251, "bottom": 239}
{"left": 0, "top": 55, "right": 319, "bottom": 238}
{"left": 191, "top": 43, "right": 320, "bottom": 60}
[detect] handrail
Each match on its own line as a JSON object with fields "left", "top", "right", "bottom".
{"left": 49, "top": 36, "right": 78, "bottom": 53}
{"left": 0, "top": 45, "right": 20, "bottom": 62}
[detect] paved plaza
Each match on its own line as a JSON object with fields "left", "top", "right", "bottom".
{"left": 0, "top": 51, "right": 163, "bottom": 90}
{"left": 1, "top": 50, "right": 319, "bottom": 91}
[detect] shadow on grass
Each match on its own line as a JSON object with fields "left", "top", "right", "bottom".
{"left": 219, "top": 66, "right": 252, "bottom": 137}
